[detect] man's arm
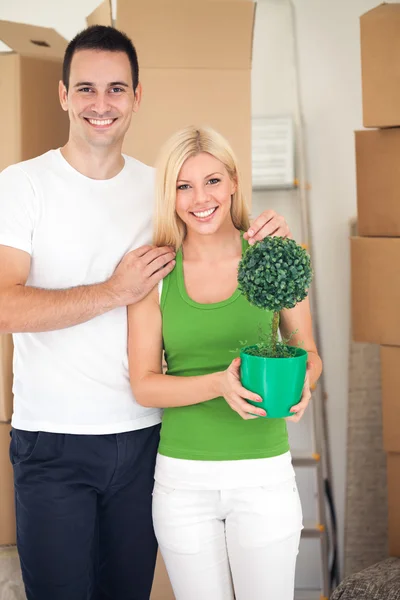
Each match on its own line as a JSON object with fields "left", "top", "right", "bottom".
{"left": 0, "top": 244, "right": 175, "bottom": 334}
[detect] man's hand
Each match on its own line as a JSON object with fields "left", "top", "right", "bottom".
{"left": 243, "top": 210, "right": 292, "bottom": 245}
{"left": 108, "top": 245, "right": 175, "bottom": 306}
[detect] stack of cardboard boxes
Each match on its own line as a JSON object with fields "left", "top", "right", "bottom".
{"left": 0, "top": 22, "right": 68, "bottom": 546}
{"left": 351, "top": 3, "right": 400, "bottom": 557}
{"left": 87, "top": 0, "right": 255, "bottom": 201}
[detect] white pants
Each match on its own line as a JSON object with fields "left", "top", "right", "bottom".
{"left": 152, "top": 477, "right": 303, "bottom": 600}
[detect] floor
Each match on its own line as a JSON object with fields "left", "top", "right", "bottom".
{"left": 0, "top": 544, "right": 327, "bottom": 599}
{"left": 0, "top": 546, "right": 174, "bottom": 600}
{"left": 0, "top": 546, "right": 25, "bottom": 600}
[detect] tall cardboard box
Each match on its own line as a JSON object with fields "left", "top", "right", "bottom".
{"left": 0, "top": 424, "right": 15, "bottom": 545}
{"left": 87, "top": 0, "right": 255, "bottom": 201}
{"left": 0, "top": 336, "right": 13, "bottom": 423}
{"left": 351, "top": 237, "right": 400, "bottom": 346}
{"left": 360, "top": 3, "right": 400, "bottom": 128}
{"left": 381, "top": 346, "right": 400, "bottom": 453}
{"left": 151, "top": 552, "right": 175, "bottom": 600}
{"left": 0, "top": 22, "right": 69, "bottom": 423}
{"left": 355, "top": 129, "right": 400, "bottom": 237}
{"left": 85, "top": 4, "right": 255, "bottom": 595}
{"left": 0, "top": 21, "right": 69, "bottom": 172}
{"left": 387, "top": 453, "right": 400, "bottom": 556}
{"left": 0, "top": 22, "right": 69, "bottom": 547}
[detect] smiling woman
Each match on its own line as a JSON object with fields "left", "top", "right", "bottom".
{"left": 127, "top": 125, "right": 321, "bottom": 600}
{"left": 154, "top": 126, "right": 249, "bottom": 249}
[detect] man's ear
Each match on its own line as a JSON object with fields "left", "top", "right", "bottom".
{"left": 59, "top": 80, "right": 68, "bottom": 112}
{"left": 132, "top": 82, "right": 143, "bottom": 113}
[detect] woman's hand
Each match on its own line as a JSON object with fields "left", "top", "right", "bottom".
{"left": 286, "top": 368, "right": 312, "bottom": 423}
{"left": 243, "top": 210, "right": 293, "bottom": 245}
{"left": 219, "top": 358, "right": 266, "bottom": 420}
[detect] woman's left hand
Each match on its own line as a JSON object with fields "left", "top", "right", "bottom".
{"left": 286, "top": 369, "right": 312, "bottom": 423}
{"left": 243, "top": 210, "right": 293, "bottom": 245}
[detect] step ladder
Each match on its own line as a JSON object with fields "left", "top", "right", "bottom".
{"left": 290, "top": 0, "right": 340, "bottom": 595}
{"left": 250, "top": 2, "right": 340, "bottom": 597}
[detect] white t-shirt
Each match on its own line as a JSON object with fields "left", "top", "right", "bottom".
{"left": 0, "top": 149, "right": 162, "bottom": 434}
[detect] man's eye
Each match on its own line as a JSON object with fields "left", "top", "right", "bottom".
{"left": 78, "top": 88, "right": 92, "bottom": 93}
{"left": 208, "top": 178, "right": 220, "bottom": 185}
{"left": 177, "top": 184, "right": 190, "bottom": 190}
{"left": 110, "top": 87, "right": 124, "bottom": 93}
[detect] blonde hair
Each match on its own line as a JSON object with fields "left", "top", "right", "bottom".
{"left": 153, "top": 125, "right": 250, "bottom": 249}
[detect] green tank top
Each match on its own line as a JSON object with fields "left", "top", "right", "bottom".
{"left": 158, "top": 236, "right": 289, "bottom": 461}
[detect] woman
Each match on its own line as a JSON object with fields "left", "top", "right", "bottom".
{"left": 128, "top": 126, "right": 322, "bottom": 600}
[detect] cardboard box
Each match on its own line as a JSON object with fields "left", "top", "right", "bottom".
{"left": 360, "top": 3, "right": 400, "bottom": 128}
{"left": 387, "top": 452, "right": 400, "bottom": 556}
{"left": 355, "top": 129, "right": 400, "bottom": 237}
{"left": 0, "top": 336, "right": 13, "bottom": 423}
{"left": 87, "top": 0, "right": 255, "bottom": 201}
{"left": 0, "top": 21, "right": 68, "bottom": 172}
{"left": 381, "top": 346, "right": 400, "bottom": 453}
{"left": 151, "top": 552, "right": 174, "bottom": 599}
{"left": 351, "top": 237, "right": 400, "bottom": 345}
{"left": 0, "top": 423, "right": 15, "bottom": 545}
{"left": 0, "top": 22, "right": 69, "bottom": 420}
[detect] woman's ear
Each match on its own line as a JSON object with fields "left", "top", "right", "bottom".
{"left": 231, "top": 175, "right": 238, "bottom": 196}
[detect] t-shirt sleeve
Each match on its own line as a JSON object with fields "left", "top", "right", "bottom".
{"left": 0, "top": 166, "right": 35, "bottom": 255}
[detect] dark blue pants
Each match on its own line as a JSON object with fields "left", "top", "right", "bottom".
{"left": 10, "top": 425, "right": 160, "bottom": 600}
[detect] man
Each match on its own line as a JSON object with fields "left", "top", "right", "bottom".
{"left": 0, "top": 25, "right": 292, "bottom": 600}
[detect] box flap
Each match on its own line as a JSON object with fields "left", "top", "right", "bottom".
{"left": 86, "top": 0, "right": 113, "bottom": 27}
{"left": 116, "top": 1, "right": 255, "bottom": 69}
{"left": 361, "top": 2, "right": 400, "bottom": 20}
{"left": 0, "top": 21, "right": 67, "bottom": 60}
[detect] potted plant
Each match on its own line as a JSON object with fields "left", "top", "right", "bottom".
{"left": 237, "top": 236, "right": 313, "bottom": 418}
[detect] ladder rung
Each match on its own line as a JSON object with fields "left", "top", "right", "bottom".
{"left": 292, "top": 451, "right": 321, "bottom": 466}
{"left": 294, "top": 590, "right": 327, "bottom": 600}
{"left": 302, "top": 521, "right": 325, "bottom": 538}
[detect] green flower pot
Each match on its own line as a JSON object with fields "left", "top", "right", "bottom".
{"left": 240, "top": 346, "right": 308, "bottom": 418}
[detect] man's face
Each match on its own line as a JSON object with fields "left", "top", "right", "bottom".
{"left": 59, "top": 49, "right": 141, "bottom": 149}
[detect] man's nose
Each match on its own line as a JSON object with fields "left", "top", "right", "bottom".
{"left": 91, "top": 93, "right": 111, "bottom": 115}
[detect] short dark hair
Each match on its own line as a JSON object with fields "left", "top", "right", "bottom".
{"left": 63, "top": 25, "right": 139, "bottom": 92}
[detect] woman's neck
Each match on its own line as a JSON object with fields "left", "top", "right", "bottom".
{"left": 182, "top": 223, "right": 242, "bottom": 263}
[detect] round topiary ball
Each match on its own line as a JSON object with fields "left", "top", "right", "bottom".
{"left": 238, "top": 237, "right": 313, "bottom": 312}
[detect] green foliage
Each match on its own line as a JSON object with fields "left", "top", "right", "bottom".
{"left": 238, "top": 237, "right": 313, "bottom": 312}
{"left": 238, "top": 237, "right": 313, "bottom": 358}
{"left": 243, "top": 342, "right": 297, "bottom": 359}
{"left": 242, "top": 323, "right": 300, "bottom": 359}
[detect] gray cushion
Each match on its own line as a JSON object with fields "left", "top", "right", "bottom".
{"left": 331, "top": 558, "right": 400, "bottom": 599}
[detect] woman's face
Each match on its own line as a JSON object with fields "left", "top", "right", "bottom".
{"left": 175, "top": 152, "right": 237, "bottom": 236}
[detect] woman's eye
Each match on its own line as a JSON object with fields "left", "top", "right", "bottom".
{"left": 207, "top": 178, "right": 220, "bottom": 185}
{"left": 177, "top": 184, "right": 190, "bottom": 190}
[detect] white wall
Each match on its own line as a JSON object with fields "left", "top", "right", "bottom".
{"left": 0, "top": 0, "right": 391, "bottom": 584}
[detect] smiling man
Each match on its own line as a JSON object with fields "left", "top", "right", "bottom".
{"left": 0, "top": 26, "right": 292, "bottom": 600}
